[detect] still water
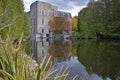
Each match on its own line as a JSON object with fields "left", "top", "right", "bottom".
{"left": 31, "top": 39, "right": 120, "bottom": 80}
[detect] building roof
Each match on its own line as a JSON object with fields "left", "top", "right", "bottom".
{"left": 55, "top": 11, "right": 72, "bottom": 18}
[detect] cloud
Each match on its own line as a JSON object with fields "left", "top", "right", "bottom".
{"left": 65, "top": 1, "right": 87, "bottom": 16}
{"left": 23, "top": 0, "right": 36, "bottom": 11}
{"left": 23, "top": 0, "right": 89, "bottom": 17}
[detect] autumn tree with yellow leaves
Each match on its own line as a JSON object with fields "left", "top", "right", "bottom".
{"left": 72, "top": 16, "right": 78, "bottom": 31}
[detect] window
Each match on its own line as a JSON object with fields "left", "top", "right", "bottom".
{"left": 42, "top": 19, "right": 44, "bottom": 25}
{"left": 33, "top": 19, "right": 35, "bottom": 25}
{"left": 49, "top": 11, "right": 51, "bottom": 16}
{"left": 47, "top": 11, "right": 51, "bottom": 16}
{"left": 46, "top": 34, "right": 49, "bottom": 37}
{"left": 40, "top": 10, "right": 45, "bottom": 15}
{"left": 49, "top": 29, "right": 50, "bottom": 33}
{"left": 42, "top": 29, "right": 44, "bottom": 33}
{"left": 42, "top": 10, "right": 44, "bottom": 15}
{"left": 42, "top": 42, "right": 44, "bottom": 47}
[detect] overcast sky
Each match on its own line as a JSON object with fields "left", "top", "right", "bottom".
{"left": 23, "top": 0, "right": 89, "bottom": 17}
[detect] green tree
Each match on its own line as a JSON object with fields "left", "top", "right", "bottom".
{"left": 0, "top": 0, "right": 30, "bottom": 39}
{"left": 77, "top": 0, "right": 120, "bottom": 39}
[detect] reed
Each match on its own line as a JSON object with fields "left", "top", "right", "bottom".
{"left": 0, "top": 34, "right": 69, "bottom": 80}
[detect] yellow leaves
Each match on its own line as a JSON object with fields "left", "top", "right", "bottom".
{"left": 72, "top": 16, "right": 78, "bottom": 31}
{"left": 72, "top": 47, "right": 77, "bottom": 57}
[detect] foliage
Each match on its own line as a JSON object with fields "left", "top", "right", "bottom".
{"left": 72, "top": 16, "right": 78, "bottom": 31}
{"left": 0, "top": 34, "right": 31, "bottom": 80}
{"left": 54, "top": 17, "right": 64, "bottom": 34}
{"left": 77, "top": 7, "right": 97, "bottom": 38}
{"left": 0, "top": 0, "right": 31, "bottom": 54}
{"left": 77, "top": 0, "right": 120, "bottom": 39}
{"left": 49, "top": 12, "right": 71, "bottom": 34}
{"left": 0, "top": 0, "right": 30, "bottom": 39}
{"left": 49, "top": 11, "right": 55, "bottom": 32}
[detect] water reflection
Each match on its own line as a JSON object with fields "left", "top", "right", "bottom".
{"left": 31, "top": 39, "right": 120, "bottom": 80}
{"left": 77, "top": 40, "right": 120, "bottom": 80}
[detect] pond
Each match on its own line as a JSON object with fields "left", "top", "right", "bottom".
{"left": 31, "top": 39, "right": 120, "bottom": 80}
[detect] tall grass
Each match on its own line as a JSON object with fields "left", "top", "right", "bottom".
{"left": 0, "top": 34, "right": 31, "bottom": 80}
{"left": 0, "top": 34, "right": 69, "bottom": 80}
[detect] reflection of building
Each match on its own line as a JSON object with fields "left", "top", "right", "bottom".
{"left": 28, "top": 1, "right": 72, "bottom": 39}
{"left": 32, "top": 39, "right": 72, "bottom": 63}
{"left": 34, "top": 39, "right": 51, "bottom": 62}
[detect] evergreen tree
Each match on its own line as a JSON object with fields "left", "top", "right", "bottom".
{"left": 0, "top": 0, "right": 30, "bottom": 39}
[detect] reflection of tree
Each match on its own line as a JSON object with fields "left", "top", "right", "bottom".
{"left": 72, "top": 47, "right": 77, "bottom": 57}
{"left": 76, "top": 40, "right": 98, "bottom": 70}
{"left": 49, "top": 42, "right": 55, "bottom": 55}
{"left": 63, "top": 42, "right": 70, "bottom": 57}
{"left": 49, "top": 41, "right": 71, "bottom": 58}
{"left": 76, "top": 40, "right": 120, "bottom": 80}
{"left": 72, "top": 40, "right": 78, "bottom": 57}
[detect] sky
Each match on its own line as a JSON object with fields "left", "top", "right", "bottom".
{"left": 23, "top": 0, "right": 89, "bottom": 17}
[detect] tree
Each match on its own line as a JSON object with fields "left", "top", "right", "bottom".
{"left": 77, "top": 0, "right": 120, "bottom": 39}
{"left": 72, "top": 16, "right": 78, "bottom": 31}
{"left": 0, "top": 0, "right": 30, "bottom": 39}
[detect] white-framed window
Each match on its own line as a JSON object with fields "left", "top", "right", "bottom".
{"left": 40, "top": 10, "right": 45, "bottom": 15}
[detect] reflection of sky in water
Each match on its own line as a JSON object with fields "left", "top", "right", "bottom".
{"left": 31, "top": 39, "right": 120, "bottom": 80}
{"left": 53, "top": 56, "right": 111, "bottom": 80}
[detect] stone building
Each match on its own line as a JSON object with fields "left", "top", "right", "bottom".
{"left": 28, "top": 1, "right": 72, "bottom": 39}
